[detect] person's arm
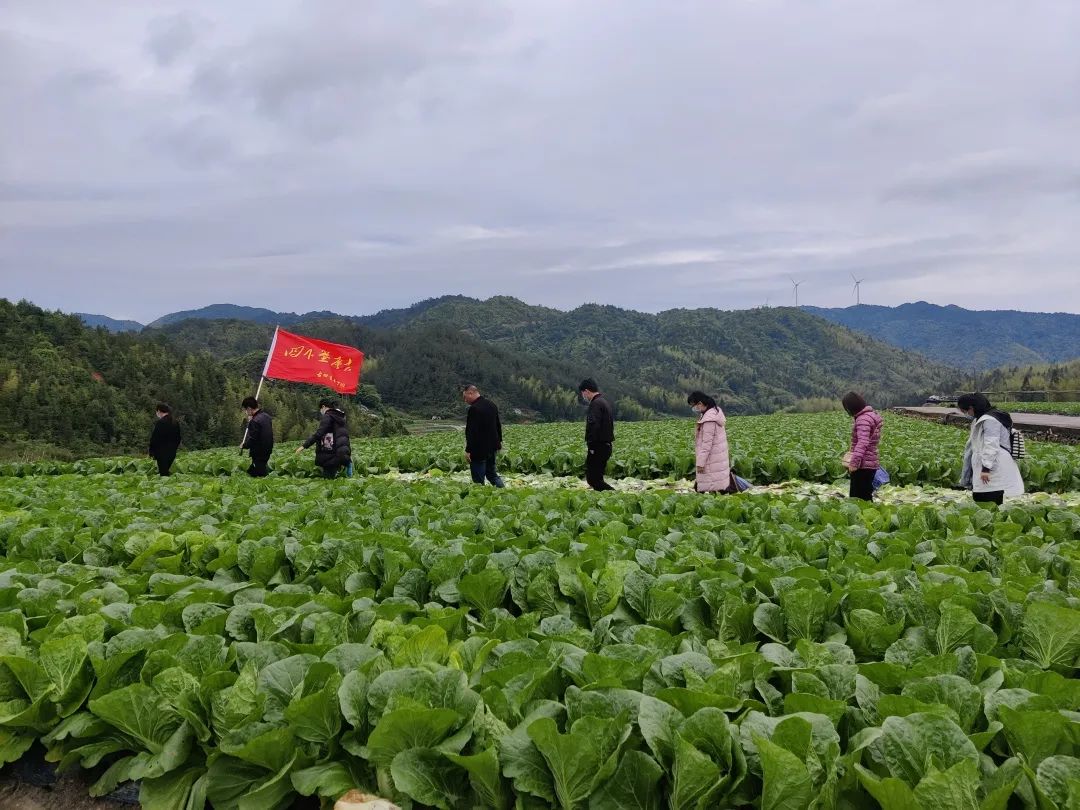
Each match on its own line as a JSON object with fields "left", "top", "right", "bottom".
{"left": 696, "top": 421, "right": 716, "bottom": 471}
{"left": 464, "top": 406, "right": 475, "bottom": 456}
{"left": 149, "top": 420, "right": 162, "bottom": 456}
{"left": 303, "top": 413, "right": 333, "bottom": 449}
{"left": 849, "top": 414, "right": 871, "bottom": 469}
{"left": 978, "top": 419, "right": 999, "bottom": 476}
{"left": 591, "top": 398, "right": 613, "bottom": 443}
{"left": 242, "top": 417, "right": 258, "bottom": 450}
{"left": 495, "top": 406, "right": 503, "bottom": 451}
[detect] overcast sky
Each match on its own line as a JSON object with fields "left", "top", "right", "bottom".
{"left": 2, "top": 0, "right": 1078, "bottom": 321}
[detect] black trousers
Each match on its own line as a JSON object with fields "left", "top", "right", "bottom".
{"left": 849, "top": 468, "right": 875, "bottom": 501}
{"left": 320, "top": 460, "right": 346, "bottom": 479}
{"left": 154, "top": 453, "right": 176, "bottom": 476}
{"left": 973, "top": 490, "right": 1004, "bottom": 505}
{"left": 585, "top": 443, "right": 615, "bottom": 491}
{"left": 247, "top": 454, "right": 271, "bottom": 477}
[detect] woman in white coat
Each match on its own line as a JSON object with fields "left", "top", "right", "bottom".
{"left": 957, "top": 393, "right": 1024, "bottom": 505}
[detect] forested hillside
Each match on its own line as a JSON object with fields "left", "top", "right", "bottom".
{"left": 148, "top": 296, "right": 962, "bottom": 417}
{"left": 352, "top": 296, "right": 960, "bottom": 413}
{"left": 0, "top": 300, "right": 405, "bottom": 460}
{"left": 152, "top": 298, "right": 958, "bottom": 419}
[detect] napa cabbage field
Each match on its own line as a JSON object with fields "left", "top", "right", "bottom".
{"left": 0, "top": 413, "right": 1078, "bottom": 809}
{"left": 3, "top": 413, "right": 1079, "bottom": 493}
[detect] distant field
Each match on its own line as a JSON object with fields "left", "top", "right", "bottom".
{"left": 997, "top": 401, "right": 1080, "bottom": 416}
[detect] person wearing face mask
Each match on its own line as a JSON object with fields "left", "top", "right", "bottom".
{"left": 295, "top": 398, "right": 352, "bottom": 478}
{"left": 957, "top": 393, "right": 1023, "bottom": 505}
{"left": 687, "top": 391, "right": 731, "bottom": 493}
{"left": 579, "top": 378, "right": 615, "bottom": 491}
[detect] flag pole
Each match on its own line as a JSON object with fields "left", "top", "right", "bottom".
{"left": 240, "top": 326, "right": 280, "bottom": 451}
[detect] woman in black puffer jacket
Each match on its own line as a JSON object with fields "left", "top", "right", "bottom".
{"left": 296, "top": 398, "right": 352, "bottom": 478}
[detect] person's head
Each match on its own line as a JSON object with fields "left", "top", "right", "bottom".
{"left": 578, "top": 378, "right": 599, "bottom": 403}
{"left": 318, "top": 397, "right": 338, "bottom": 414}
{"left": 241, "top": 396, "right": 259, "bottom": 416}
{"left": 462, "top": 384, "right": 481, "bottom": 405}
{"left": 155, "top": 402, "right": 171, "bottom": 419}
{"left": 687, "top": 391, "right": 718, "bottom": 414}
{"left": 841, "top": 392, "right": 868, "bottom": 417}
{"left": 956, "top": 392, "right": 992, "bottom": 419}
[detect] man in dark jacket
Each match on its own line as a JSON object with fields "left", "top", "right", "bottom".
{"left": 463, "top": 385, "right": 504, "bottom": 487}
{"left": 579, "top": 378, "right": 615, "bottom": 491}
{"left": 241, "top": 396, "right": 274, "bottom": 477}
{"left": 296, "top": 398, "right": 352, "bottom": 478}
{"left": 148, "top": 402, "right": 181, "bottom": 476}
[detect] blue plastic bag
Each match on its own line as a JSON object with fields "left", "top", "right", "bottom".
{"left": 733, "top": 474, "right": 752, "bottom": 492}
{"left": 872, "top": 468, "right": 890, "bottom": 491}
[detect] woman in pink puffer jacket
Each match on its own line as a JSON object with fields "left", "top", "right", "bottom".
{"left": 688, "top": 391, "right": 731, "bottom": 493}
{"left": 842, "top": 391, "right": 883, "bottom": 501}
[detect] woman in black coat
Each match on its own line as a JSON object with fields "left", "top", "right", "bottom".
{"left": 296, "top": 398, "right": 352, "bottom": 477}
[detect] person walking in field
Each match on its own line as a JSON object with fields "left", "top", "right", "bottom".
{"left": 957, "top": 393, "right": 1024, "bottom": 505}
{"left": 296, "top": 398, "right": 352, "bottom": 478}
{"left": 463, "top": 385, "right": 504, "bottom": 487}
{"left": 241, "top": 396, "right": 274, "bottom": 477}
{"left": 842, "top": 392, "right": 882, "bottom": 501}
{"left": 579, "top": 378, "right": 615, "bottom": 491}
{"left": 687, "top": 391, "right": 731, "bottom": 493}
{"left": 148, "top": 402, "right": 181, "bottom": 476}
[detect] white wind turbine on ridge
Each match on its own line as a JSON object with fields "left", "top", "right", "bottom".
{"left": 851, "top": 273, "right": 865, "bottom": 305}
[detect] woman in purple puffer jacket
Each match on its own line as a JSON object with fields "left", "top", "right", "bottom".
{"left": 842, "top": 391, "right": 882, "bottom": 501}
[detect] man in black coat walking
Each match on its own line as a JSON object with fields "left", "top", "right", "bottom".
{"left": 241, "top": 396, "right": 274, "bottom": 477}
{"left": 463, "top": 385, "right": 504, "bottom": 487}
{"left": 579, "top": 378, "right": 615, "bottom": 491}
{"left": 296, "top": 398, "right": 352, "bottom": 478}
{"left": 148, "top": 403, "right": 181, "bottom": 476}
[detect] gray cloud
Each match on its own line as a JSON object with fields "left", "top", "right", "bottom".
{"left": 146, "top": 115, "right": 235, "bottom": 168}
{"left": 146, "top": 12, "right": 202, "bottom": 67}
{"left": 882, "top": 151, "right": 1080, "bottom": 202}
{"left": 1, "top": 0, "right": 1079, "bottom": 322}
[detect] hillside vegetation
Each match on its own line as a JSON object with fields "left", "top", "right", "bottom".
{"left": 807, "top": 301, "right": 1080, "bottom": 367}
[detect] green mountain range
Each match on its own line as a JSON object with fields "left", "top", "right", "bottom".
{"left": 148, "top": 295, "right": 956, "bottom": 417}
{"left": 806, "top": 302, "right": 1080, "bottom": 368}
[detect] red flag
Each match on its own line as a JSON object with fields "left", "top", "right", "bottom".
{"left": 261, "top": 328, "right": 364, "bottom": 394}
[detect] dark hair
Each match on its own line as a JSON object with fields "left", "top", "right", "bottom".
{"left": 687, "top": 391, "right": 718, "bottom": 411}
{"left": 318, "top": 398, "right": 338, "bottom": 409}
{"left": 957, "top": 392, "right": 992, "bottom": 418}
{"left": 578, "top": 378, "right": 599, "bottom": 393}
{"left": 241, "top": 396, "right": 259, "bottom": 409}
{"left": 155, "top": 403, "right": 171, "bottom": 414}
{"left": 842, "top": 392, "right": 868, "bottom": 416}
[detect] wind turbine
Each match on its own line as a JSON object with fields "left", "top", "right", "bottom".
{"left": 851, "top": 273, "right": 865, "bottom": 305}
{"left": 790, "top": 278, "right": 803, "bottom": 308}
